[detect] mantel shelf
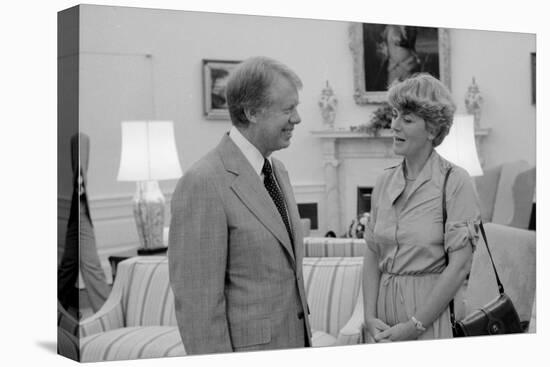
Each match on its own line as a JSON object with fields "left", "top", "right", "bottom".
{"left": 310, "top": 127, "right": 491, "bottom": 139}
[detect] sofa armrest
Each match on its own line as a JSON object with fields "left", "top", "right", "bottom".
{"left": 79, "top": 257, "right": 143, "bottom": 336}
{"left": 336, "top": 291, "right": 364, "bottom": 345}
{"left": 79, "top": 293, "right": 124, "bottom": 337}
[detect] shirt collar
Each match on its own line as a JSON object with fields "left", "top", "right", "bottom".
{"left": 229, "top": 126, "right": 271, "bottom": 177}
{"left": 387, "top": 149, "right": 436, "bottom": 204}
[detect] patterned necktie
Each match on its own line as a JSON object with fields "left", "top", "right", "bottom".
{"left": 262, "top": 159, "right": 293, "bottom": 244}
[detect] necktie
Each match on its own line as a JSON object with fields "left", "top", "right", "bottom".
{"left": 262, "top": 159, "right": 293, "bottom": 244}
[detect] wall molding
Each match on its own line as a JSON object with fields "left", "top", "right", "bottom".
{"left": 89, "top": 191, "right": 174, "bottom": 222}
{"left": 292, "top": 183, "right": 325, "bottom": 196}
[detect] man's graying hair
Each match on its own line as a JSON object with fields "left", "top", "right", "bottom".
{"left": 226, "top": 56, "right": 302, "bottom": 127}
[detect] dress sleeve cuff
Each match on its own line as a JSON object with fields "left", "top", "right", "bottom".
{"left": 444, "top": 219, "right": 480, "bottom": 254}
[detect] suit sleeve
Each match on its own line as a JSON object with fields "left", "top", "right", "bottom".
{"left": 168, "top": 168, "right": 232, "bottom": 354}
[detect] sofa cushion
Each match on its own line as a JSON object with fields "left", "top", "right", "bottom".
{"left": 303, "top": 257, "right": 363, "bottom": 337}
{"left": 80, "top": 326, "right": 185, "bottom": 362}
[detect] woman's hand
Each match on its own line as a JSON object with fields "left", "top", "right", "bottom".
{"left": 364, "top": 318, "right": 390, "bottom": 342}
{"left": 374, "top": 320, "right": 419, "bottom": 342}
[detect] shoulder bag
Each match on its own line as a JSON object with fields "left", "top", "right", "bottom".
{"left": 442, "top": 168, "right": 523, "bottom": 337}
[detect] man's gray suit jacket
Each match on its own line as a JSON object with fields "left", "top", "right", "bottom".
{"left": 169, "top": 133, "right": 312, "bottom": 355}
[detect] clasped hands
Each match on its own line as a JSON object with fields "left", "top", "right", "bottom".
{"left": 365, "top": 318, "right": 419, "bottom": 342}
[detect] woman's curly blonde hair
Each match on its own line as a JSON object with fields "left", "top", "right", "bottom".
{"left": 387, "top": 73, "right": 456, "bottom": 147}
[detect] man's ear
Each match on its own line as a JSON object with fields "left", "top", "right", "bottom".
{"left": 244, "top": 108, "right": 258, "bottom": 124}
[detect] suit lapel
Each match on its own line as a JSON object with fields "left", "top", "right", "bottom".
{"left": 217, "top": 135, "right": 296, "bottom": 265}
{"left": 273, "top": 159, "right": 303, "bottom": 260}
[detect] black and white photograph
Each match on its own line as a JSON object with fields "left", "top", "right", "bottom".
{"left": 6, "top": 1, "right": 548, "bottom": 367}
{"left": 56, "top": 4, "right": 537, "bottom": 362}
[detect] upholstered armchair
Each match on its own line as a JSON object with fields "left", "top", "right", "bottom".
{"left": 78, "top": 257, "right": 185, "bottom": 362}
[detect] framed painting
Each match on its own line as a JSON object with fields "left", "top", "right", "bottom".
{"left": 349, "top": 22, "right": 451, "bottom": 104}
{"left": 202, "top": 59, "right": 241, "bottom": 120}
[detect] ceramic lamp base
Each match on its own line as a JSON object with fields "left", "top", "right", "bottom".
{"left": 133, "top": 181, "right": 165, "bottom": 252}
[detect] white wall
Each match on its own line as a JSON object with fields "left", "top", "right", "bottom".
{"left": 450, "top": 28, "right": 536, "bottom": 167}
{"left": 75, "top": 4, "right": 536, "bottom": 259}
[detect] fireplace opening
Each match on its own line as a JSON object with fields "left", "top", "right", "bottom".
{"left": 297, "top": 203, "right": 318, "bottom": 230}
{"left": 357, "top": 187, "right": 373, "bottom": 217}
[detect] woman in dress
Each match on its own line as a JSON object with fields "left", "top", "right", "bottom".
{"left": 363, "top": 73, "right": 480, "bottom": 341}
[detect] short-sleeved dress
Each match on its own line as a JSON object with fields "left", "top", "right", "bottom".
{"left": 365, "top": 150, "right": 480, "bottom": 339}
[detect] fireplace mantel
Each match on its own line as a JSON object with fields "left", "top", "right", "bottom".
{"left": 310, "top": 127, "right": 491, "bottom": 234}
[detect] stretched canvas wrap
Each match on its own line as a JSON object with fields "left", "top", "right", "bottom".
{"left": 57, "top": 4, "right": 536, "bottom": 363}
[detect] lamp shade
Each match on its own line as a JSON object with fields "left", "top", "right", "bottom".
{"left": 117, "top": 121, "right": 182, "bottom": 181}
{"left": 436, "top": 114, "right": 483, "bottom": 177}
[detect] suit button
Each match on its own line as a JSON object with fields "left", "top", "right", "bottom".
{"left": 297, "top": 311, "right": 304, "bottom": 320}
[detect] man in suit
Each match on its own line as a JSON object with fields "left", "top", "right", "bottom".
{"left": 169, "top": 56, "right": 311, "bottom": 355}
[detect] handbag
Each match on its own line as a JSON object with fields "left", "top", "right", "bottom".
{"left": 442, "top": 168, "right": 523, "bottom": 337}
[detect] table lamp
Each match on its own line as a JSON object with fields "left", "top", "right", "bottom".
{"left": 436, "top": 114, "right": 483, "bottom": 177}
{"left": 117, "top": 121, "right": 182, "bottom": 254}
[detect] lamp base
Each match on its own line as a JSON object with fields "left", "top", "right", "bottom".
{"left": 137, "top": 247, "right": 168, "bottom": 256}
{"left": 133, "top": 181, "right": 165, "bottom": 249}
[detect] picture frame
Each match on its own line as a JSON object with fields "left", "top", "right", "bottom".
{"left": 349, "top": 22, "right": 451, "bottom": 104}
{"left": 202, "top": 59, "right": 241, "bottom": 120}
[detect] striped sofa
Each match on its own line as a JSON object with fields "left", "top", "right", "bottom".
{"left": 303, "top": 237, "right": 367, "bottom": 257}
{"left": 78, "top": 255, "right": 365, "bottom": 362}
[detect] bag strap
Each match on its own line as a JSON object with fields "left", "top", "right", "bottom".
{"left": 443, "top": 168, "right": 506, "bottom": 326}
{"left": 441, "top": 168, "right": 456, "bottom": 324}
{"left": 478, "top": 222, "right": 505, "bottom": 294}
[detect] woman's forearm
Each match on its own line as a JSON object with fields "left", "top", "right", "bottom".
{"left": 363, "top": 247, "right": 381, "bottom": 320}
{"left": 414, "top": 246, "right": 472, "bottom": 328}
